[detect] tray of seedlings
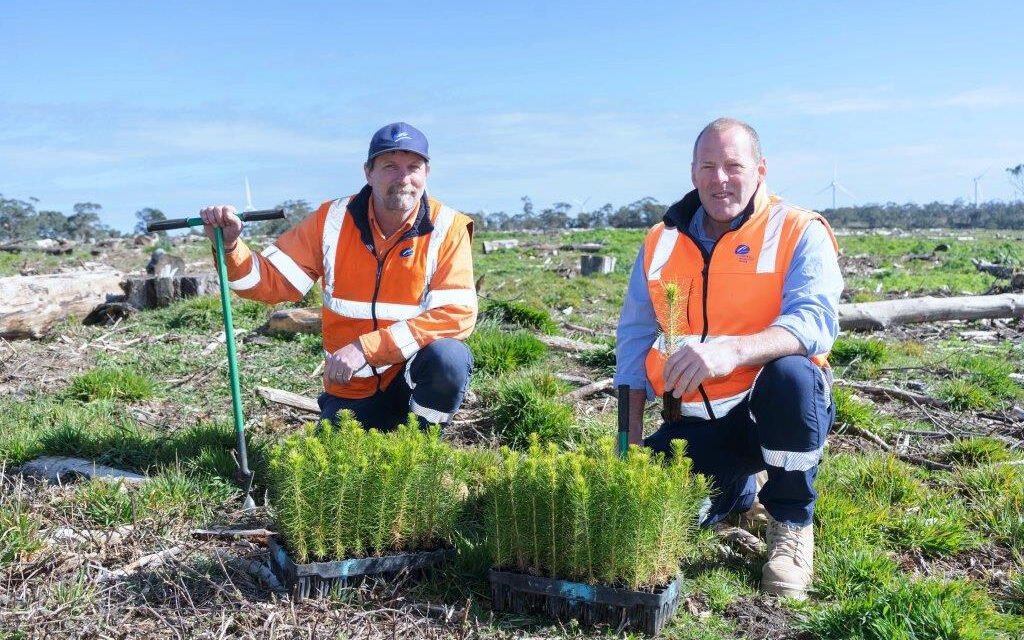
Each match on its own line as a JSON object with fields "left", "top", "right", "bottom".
{"left": 265, "top": 413, "right": 469, "bottom": 600}
{"left": 484, "top": 436, "right": 709, "bottom": 636}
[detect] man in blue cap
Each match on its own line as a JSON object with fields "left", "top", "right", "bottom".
{"left": 200, "top": 123, "right": 478, "bottom": 431}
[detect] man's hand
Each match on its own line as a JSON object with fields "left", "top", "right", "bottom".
{"left": 664, "top": 341, "right": 741, "bottom": 398}
{"left": 199, "top": 205, "right": 243, "bottom": 252}
{"left": 325, "top": 342, "right": 368, "bottom": 385}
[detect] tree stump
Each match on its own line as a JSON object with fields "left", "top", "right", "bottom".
{"left": 580, "top": 255, "right": 616, "bottom": 276}
{"left": 120, "top": 273, "right": 220, "bottom": 309}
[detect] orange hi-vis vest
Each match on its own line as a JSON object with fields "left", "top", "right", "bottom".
{"left": 643, "top": 187, "right": 838, "bottom": 421}
{"left": 223, "top": 185, "right": 477, "bottom": 399}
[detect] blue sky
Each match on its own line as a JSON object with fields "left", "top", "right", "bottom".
{"left": 2, "top": 1, "right": 1022, "bottom": 231}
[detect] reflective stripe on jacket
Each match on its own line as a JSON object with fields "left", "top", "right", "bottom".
{"left": 643, "top": 187, "right": 837, "bottom": 420}
{"left": 220, "top": 185, "right": 477, "bottom": 399}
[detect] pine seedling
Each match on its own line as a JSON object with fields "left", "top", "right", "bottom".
{"left": 662, "top": 281, "right": 683, "bottom": 421}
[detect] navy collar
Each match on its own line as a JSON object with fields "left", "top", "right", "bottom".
{"left": 346, "top": 185, "right": 434, "bottom": 251}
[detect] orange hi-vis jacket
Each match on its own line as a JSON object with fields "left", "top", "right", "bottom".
{"left": 643, "top": 187, "right": 838, "bottom": 420}
{"left": 221, "top": 185, "right": 477, "bottom": 399}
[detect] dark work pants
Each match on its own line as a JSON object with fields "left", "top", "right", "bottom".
{"left": 318, "top": 338, "right": 473, "bottom": 432}
{"left": 644, "top": 355, "right": 835, "bottom": 527}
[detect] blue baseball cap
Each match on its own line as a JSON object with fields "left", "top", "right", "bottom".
{"left": 367, "top": 122, "right": 430, "bottom": 163}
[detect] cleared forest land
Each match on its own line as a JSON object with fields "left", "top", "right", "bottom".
{"left": 2, "top": 227, "right": 1023, "bottom": 639}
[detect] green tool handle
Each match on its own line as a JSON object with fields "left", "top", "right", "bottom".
{"left": 146, "top": 208, "right": 285, "bottom": 233}
{"left": 616, "top": 384, "right": 630, "bottom": 459}
{"left": 212, "top": 226, "right": 251, "bottom": 478}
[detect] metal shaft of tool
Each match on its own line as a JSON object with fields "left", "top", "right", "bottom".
{"left": 213, "top": 227, "right": 254, "bottom": 505}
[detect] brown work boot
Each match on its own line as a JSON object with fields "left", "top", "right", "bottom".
{"left": 761, "top": 516, "right": 813, "bottom": 600}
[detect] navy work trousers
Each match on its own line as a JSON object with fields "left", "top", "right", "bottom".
{"left": 644, "top": 355, "right": 835, "bottom": 527}
{"left": 318, "top": 338, "right": 473, "bottom": 432}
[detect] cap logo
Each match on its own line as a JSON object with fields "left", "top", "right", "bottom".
{"left": 393, "top": 131, "right": 412, "bottom": 142}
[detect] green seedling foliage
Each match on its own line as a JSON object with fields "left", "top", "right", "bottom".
{"left": 266, "top": 413, "right": 471, "bottom": 563}
{"left": 479, "top": 299, "right": 558, "bottom": 334}
{"left": 801, "top": 575, "right": 1022, "bottom": 639}
{"left": 63, "top": 367, "right": 155, "bottom": 402}
{"left": 467, "top": 323, "right": 547, "bottom": 376}
{"left": 488, "top": 371, "right": 574, "bottom": 448}
{"left": 943, "top": 437, "right": 1014, "bottom": 466}
{"left": 0, "top": 484, "right": 43, "bottom": 565}
{"left": 483, "top": 435, "right": 708, "bottom": 590}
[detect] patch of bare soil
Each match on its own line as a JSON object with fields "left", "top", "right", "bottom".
{"left": 721, "top": 595, "right": 812, "bottom": 640}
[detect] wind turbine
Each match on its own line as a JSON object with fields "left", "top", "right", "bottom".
{"left": 244, "top": 177, "right": 256, "bottom": 213}
{"left": 973, "top": 168, "right": 990, "bottom": 208}
{"left": 816, "top": 166, "right": 855, "bottom": 210}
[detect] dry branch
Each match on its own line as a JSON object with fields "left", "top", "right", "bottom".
{"left": 564, "top": 377, "right": 614, "bottom": 401}
{"left": 834, "top": 379, "right": 949, "bottom": 409}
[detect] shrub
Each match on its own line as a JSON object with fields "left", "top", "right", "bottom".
{"left": 483, "top": 436, "right": 709, "bottom": 590}
{"left": 489, "top": 371, "right": 575, "bottom": 448}
{"left": 64, "top": 367, "right": 155, "bottom": 402}
{"left": 467, "top": 324, "right": 547, "bottom": 376}
{"left": 479, "top": 299, "right": 557, "bottom": 334}
{"left": 266, "top": 414, "right": 471, "bottom": 563}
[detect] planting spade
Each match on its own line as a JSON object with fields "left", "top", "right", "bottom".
{"left": 147, "top": 208, "right": 285, "bottom": 511}
{"left": 616, "top": 384, "right": 629, "bottom": 459}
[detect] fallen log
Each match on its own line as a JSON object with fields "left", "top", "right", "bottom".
{"left": 121, "top": 273, "right": 220, "bottom": 309}
{"left": 190, "top": 527, "right": 277, "bottom": 542}
{"left": 0, "top": 270, "right": 124, "bottom": 339}
{"left": 256, "top": 386, "right": 319, "bottom": 414}
{"left": 837, "top": 293, "right": 1024, "bottom": 331}
{"left": 267, "top": 307, "right": 321, "bottom": 335}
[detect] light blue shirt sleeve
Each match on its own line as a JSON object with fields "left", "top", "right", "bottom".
{"left": 771, "top": 220, "right": 844, "bottom": 356}
{"left": 614, "top": 246, "right": 658, "bottom": 399}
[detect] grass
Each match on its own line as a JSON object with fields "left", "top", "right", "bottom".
{"left": 943, "top": 437, "right": 1015, "bottom": 466}
{"left": 577, "top": 340, "right": 616, "bottom": 376}
{"left": 63, "top": 367, "right": 155, "bottom": 402}
{"left": 485, "top": 370, "right": 575, "bottom": 448}
{"left": 686, "top": 566, "right": 756, "bottom": 612}
{"left": 466, "top": 322, "right": 547, "bottom": 376}
{"left": 479, "top": 299, "right": 558, "bottom": 334}
{"left": 830, "top": 336, "right": 887, "bottom": 367}
{"left": 801, "top": 575, "right": 1022, "bottom": 639}
{"left": 815, "top": 453, "right": 980, "bottom": 556}
{"left": 0, "top": 479, "right": 43, "bottom": 565}
{"left": 938, "top": 379, "right": 998, "bottom": 411}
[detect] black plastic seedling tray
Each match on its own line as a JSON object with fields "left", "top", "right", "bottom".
{"left": 488, "top": 569, "right": 680, "bottom": 636}
{"left": 268, "top": 537, "right": 454, "bottom": 601}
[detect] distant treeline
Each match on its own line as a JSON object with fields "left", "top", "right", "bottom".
{"left": 470, "top": 196, "right": 1024, "bottom": 231}
{"left": 3, "top": 191, "right": 1023, "bottom": 243}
